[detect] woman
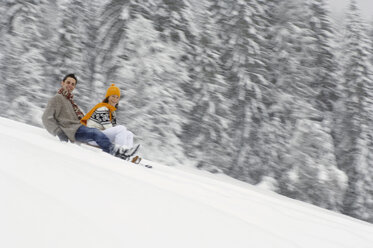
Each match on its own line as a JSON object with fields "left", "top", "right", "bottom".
{"left": 81, "top": 84, "right": 140, "bottom": 161}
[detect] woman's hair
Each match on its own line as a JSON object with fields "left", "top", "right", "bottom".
{"left": 102, "top": 96, "right": 119, "bottom": 108}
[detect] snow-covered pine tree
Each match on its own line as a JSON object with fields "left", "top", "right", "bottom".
{"left": 150, "top": 0, "right": 195, "bottom": 44}
{"left": 260, "top": 0, "right": 346, "bottom": 207}
{"left": 361, "top": 132, "right": 373, "bottom": 223}
{"left": 39, "top": 1, "right": 60, "bottom": 97}
{"left": 181, "top": 3, "right": 231, "bottom": 172}
{"left": 78, "top": 1, "right": 102, "bottom": 104}
{"left": 308, "top": 0, "right": 340, "bottom": 112}
{"left": 96, "top": 0, "right": 154, "bottom": 85}
{"left": 248, "top": 0, "right": 289, "bottom": 185}
{"left": 236, "top": 0, "right": 285, "bottom": 184}
{"left": 55, "top": 1, "right": 84, "bottom": 81}
{"left": 208, "top": 0, "right": 270, "bottom": 183}
{"left": 55, "top": 0, "right": 101, "bottom": 111}
{"left": 334, "top": 0, "right": 373, "bottom": 222}
{"left": 0, "top": 2, "right": 8, "bottom": 110}
{"left": 0, "top": 0, "right": 54, "bottom": 126}
{"left": 265, "top": 2, "right": 318, "bottom": 121}
{"left": 264, "top": 0, "right": 320, "bottom": 103}
{"left": 279, "top": 119, "right": 347, "bottom": 210}
{"left": 143, "top": 0, "right": 198, "bottom": 122}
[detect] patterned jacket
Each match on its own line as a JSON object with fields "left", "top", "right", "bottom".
{"left": 81, "top": 103, "right": 117, "bottom": 130}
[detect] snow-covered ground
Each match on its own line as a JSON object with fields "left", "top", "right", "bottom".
{"left": 0, "top": 117, "right": 373, "bottom": 248}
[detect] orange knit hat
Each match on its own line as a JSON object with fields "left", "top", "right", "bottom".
{"left": 105, "top": 84, "right": 121, "bottom": 98}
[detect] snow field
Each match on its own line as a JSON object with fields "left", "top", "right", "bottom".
{"left": 0, "top": 117, "right": 373, "bottom": 248}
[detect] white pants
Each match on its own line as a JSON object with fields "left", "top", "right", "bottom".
{"left": 89, "top": 125, "right": 134, "bottom": 148}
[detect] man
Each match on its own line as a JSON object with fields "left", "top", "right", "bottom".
{"left": 42, "top": 73, "right": 139, "bottom": 159}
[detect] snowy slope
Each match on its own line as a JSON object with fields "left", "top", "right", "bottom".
{"left": 0, "top": 117, "right": 373, "bottom": 248}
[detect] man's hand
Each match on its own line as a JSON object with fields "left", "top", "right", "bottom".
{"left": 56, "top": 130, "right": 69, "bottom": 142}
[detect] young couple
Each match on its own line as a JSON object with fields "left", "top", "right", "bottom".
{"left": 42, "top": 73, "right": 140, "bottom": 162}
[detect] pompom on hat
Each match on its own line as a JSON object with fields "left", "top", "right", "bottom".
{"left": 105, "top": 84, "right": 121, "bottom": 98}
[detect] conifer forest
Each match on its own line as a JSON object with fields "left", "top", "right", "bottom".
{"left": 1, "top": 0, "right": 373, "bottom": 223}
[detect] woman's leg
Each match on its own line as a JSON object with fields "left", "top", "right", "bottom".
{"left": 125, "top": 131, "right": 134, "bottom": 148}
{"left": 102, "top": 125, "right": 134, "bottom": 147}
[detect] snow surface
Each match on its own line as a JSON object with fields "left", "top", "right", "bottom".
{"left": 0, "top": 117, "right": 373, "bottom": 248}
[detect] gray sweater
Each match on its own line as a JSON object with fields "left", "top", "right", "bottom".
{"left": 42, "top": 94, "right": 82, "bottom": 142}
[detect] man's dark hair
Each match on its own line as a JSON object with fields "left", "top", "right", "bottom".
{"left": 62, "top": 73, "right": 78, "bottom": 84}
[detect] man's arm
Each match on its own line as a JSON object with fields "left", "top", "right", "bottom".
{"left": 42, "top": 96, "right": 64, "bottom": 137}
